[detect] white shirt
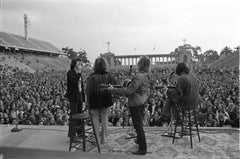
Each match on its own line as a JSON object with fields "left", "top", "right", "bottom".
{"left": 78, "top": 76, "right": 82, "bottom": 93}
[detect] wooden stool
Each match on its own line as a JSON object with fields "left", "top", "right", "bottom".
{"left": 172, "top": 106, "right": 200, "bottom": 148}
{"left": 69, "top": 112, "right": 100, "bottom": 153}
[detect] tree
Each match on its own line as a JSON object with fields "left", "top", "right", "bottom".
{"left": 203, "top": 49, "right": 219, "bottom": 62}
{"left": 76, "top": 50, "right": 90, "bottom": 63}
{"left": 62, "top": 47, "right": 69, "bottom": 53}
{"left": 220, "top": 46, "right": 232, "bottom": 56}
{"left": 67, "top": 48, "right": 77, "bottom": 60}
{"left": 62, "top": 47, "right": 90, "bottom": 64}
{"left": 192, "top": 46, "right": 201, "bottom": 61}
{"left": 114, "top": 58, "right": 121, "bottom": 66}
{"left": 170, "top": 44, "right": 201, "bottom": 61}
{"left": 233, "top": 46, "right": 240, "bottom": 54}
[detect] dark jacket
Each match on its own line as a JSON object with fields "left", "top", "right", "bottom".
{"left": 111, "top": 71, "right": 150, "bottom": 107}
{"left": 175, "top": 74, "right": 199, "bottom": 110}
{"left": 86, "top": 70, "right": 116, "bottom": 109}
{"left": 65, "top": 69, "right": 85, "bottom": 102}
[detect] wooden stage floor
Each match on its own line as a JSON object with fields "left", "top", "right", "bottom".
{"left": 0, "top": 125, "right": 239, "bottom": 159}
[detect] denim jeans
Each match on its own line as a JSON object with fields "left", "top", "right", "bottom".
{"left": 129, "top": 105, "right": 147, "bottom": 152}
{"left": 91, "top": 107, "right": 109, "bottom": 144}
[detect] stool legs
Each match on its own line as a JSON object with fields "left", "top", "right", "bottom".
{"left": 69, "top": 117, "right": 101, "bottom": 153}
{"left": 194, "top": 111, "right": 201, "bottom": 142}
{"left": 172, "top": 109, "right": 200, "bottom": 149}
{"left": 69, "top": 127, "right": 73, "bottom": 151}
{"left": 181, "top": 109, "right": 184, "bottom": 138}
{"left": 82, "top": 120, "right": 86, "bottom": 151}
{"left": 172, "top": 118, "right": 178, "bottom": 144}
{"left": 188, "top": 110, "right": 193, "bottom": 149}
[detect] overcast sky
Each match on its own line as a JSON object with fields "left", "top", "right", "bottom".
{"left": 0, "top": 0, "right": 239, "bottom": 63}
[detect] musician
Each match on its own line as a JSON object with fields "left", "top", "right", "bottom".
{"left": 65, "top": 57, "right": 85, "bottom": 138}
{"left": 107, "top": 55, "right": 150, "bottom": 155}
{"left": 162, "top": 62, "right": 199, "bottom": 119}
{"left": 86, "top": 57, "right": 116, "bottom": 145}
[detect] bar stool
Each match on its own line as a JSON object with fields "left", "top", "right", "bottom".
{"left": 69, "top": 112, "right": 100, "bottom": 153}
{"left": 172, "top": 104, "right": 201, "bottom": 149}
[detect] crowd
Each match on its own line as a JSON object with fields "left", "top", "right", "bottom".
{"left": 0, "top": 60, "right": 239, "bottom": 128}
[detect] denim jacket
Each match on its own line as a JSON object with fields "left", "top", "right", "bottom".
{"left": 111, "top": 71, "right": 150, "bottom": 107}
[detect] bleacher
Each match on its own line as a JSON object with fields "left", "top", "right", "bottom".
{"left": 0, "top": 31, "right": 63, "bottom": 55}
{"left": 0, "top": 31, "right": 71, "bottom": 72}
{"left": 210, "top": 52, "right": 239, "bottom": 68}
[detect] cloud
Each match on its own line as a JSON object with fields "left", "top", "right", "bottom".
{"left": 1, "top": 0, "right": 239, "bottom": 62}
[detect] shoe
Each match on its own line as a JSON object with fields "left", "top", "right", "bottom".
{"left": 72, "top": 137, "right": 82, "bottom": 143}
{"left": 131, "top": 150, "right": 147, "bottom": 155}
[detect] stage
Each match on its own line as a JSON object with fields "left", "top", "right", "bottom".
{"left": 0, "top": 125, "right": 239, "bottom": 159}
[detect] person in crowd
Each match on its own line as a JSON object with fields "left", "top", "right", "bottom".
{"left": 216, "top": 102, "right": 230, "bottom": 127}
{"left": 149, "top": 111, "right": 163, "bottom": 126}
{"left": 225, "top": 102, "right": 239, "bottom": 127}
{"left": 107, "top": 55, "right": 150, "bottom": 155}
{"left": 86, "top": 57, "right": 116, "bottom": 145}
{"left": 65, "top": 57, "right": 85, "bottom": 138}
{"left": 0, "top": 54, "right": 239, "bottom": 130}
{"left": 148, "top": 98, "right": 160, "bottom": 117}
{"left": 203, "top": 112, "right": 218, "bottom": 127}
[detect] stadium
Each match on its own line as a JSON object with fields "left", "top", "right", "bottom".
{"left": 0, "top": 1, "right": 239, "bottom": 159}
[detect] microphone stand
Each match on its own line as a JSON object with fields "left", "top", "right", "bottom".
{"left": 161, "top": 107, "right": 177, "bottom": 138}
{"left": 11, "top": 110, "right": 22, "bottom": 132}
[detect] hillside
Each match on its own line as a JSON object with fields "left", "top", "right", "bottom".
{"left": 210, "top": 52, "right": 239, "bottom": 68}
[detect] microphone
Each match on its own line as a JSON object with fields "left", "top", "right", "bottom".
{"left": 128, "top": 65, "right": 133, "bottom": 76}
{"left": 170, "top": 71, "right": 175, "bottom": 77}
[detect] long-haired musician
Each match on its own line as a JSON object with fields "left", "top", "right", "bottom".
{"left": 107, "top": 55, "right": 151, "bottom": 155}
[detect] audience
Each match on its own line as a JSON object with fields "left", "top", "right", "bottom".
{"left": 0, "top": 58, "right": 239, "bottom": 128}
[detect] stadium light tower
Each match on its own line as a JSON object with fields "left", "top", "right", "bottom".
{"left": 107, "top": 42, "right": 110, "bottom": 53}
{"left": 183, "top": 38, "right": 187, "bottom": 45}
{"left": 23, "top": 14, "right": 31, "bottom": 41}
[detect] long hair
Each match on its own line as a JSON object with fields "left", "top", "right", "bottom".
{"left": 137, "top": 55, "right": 150, "bottom": 73}
{"left": 70, "top": 57, "right": 81, "bottom": 70}
{"left": 87, "top": 57, "right": 113, "bottom": 96}
{"left": 176, "top": 62, "right": 190, "bottom": 75}
{"left": 93, "top": 57, "right": 108, "bottom": 73}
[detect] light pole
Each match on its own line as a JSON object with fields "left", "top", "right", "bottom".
{"left": 107, "top": 42, "right": 110, "bottom": 53}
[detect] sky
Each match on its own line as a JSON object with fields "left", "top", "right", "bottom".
{"left": 0, "top": 0, "right": 239, "bottom": 63}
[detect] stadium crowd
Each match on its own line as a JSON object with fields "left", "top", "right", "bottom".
{"left": 0, "top": 61, "right": 239, "bottom": 128}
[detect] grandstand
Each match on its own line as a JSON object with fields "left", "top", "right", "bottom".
{"left": 0, "top": 31, "right": 71, "bottom": 72}
{"left": 0, "top": 31, "right": 64, "bottom": 56}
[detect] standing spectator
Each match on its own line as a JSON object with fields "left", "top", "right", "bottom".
{"left": 86, "top": 57, "right": 116, "bottom": 145}
{"left": 65, "top": 57, "right": 85, "bottom": 138}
